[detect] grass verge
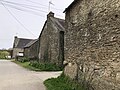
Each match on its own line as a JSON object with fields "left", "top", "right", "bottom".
{"left": 30, "top": 61, "right": 63, "bottom": 71}
{"left": 44, "top": 73, "right": 85, "bottom": 90}
{"left": 12, "top": 60, "right": 41, "bottom": 71}
{"left": 12, "top": 60, "right": 62, "bottom": 71}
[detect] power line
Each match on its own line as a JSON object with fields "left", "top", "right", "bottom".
{"left": 0, "top": 1, "right": 36, "bottom": 37}
{"left": 1, "top": 0, "right": 48, "bottom": 13}
{"left": 0, "top": 2, "right": 64, "bottom": 18}
{"left": 1, "top": 0, "right": 63, "bottom": 11}
{"left": 0, "top": 3, "right": 46, "bottom": 17}
{"left": 0, "top": 0, "right": 64, "bottom": 18}
{"left": 0, "top": 3, "right": 63, "bottom": 18}
{"left": 26, "top": 0, "right": 63, "bottom": 11}
{"left": 1, "top": 0, "right": 47, "bottom": 9}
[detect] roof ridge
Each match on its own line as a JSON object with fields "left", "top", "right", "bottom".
{"left": 24, "top": 39, "right": 38, "bottom": 48}
{"left": 64, "top": 0, "right": 78, "bottom": 12}
{"left": 54, "top": 17, "right": 65, "bottom": 21}
{"left": 50, "top": 17, "right": 65, "bottom": 31}
{"left": 18, "top": 38, "right": 33, "bottom": 40}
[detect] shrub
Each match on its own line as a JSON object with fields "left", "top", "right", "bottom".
{"left": 44, "top": 73, "right": 84, "bottom": 90}
{"left": 30, "top": 61, "right": 63, "bottom": 71}
{"left": 15, "top": 59, "right": 63, "bottom": 71}
{"left": 19, "top": 57, "right": 29, "bottom": 63}
{"left": 0, "top": 51, "right": 9, "bottom": 59}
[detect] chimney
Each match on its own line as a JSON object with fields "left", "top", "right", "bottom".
{"left": 14, "top": 36, "right": 17, "bottom": 39}
{"left": 47, "top": 12, "right": 54, "bottom": 19}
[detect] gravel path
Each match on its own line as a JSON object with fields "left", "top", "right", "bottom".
{"left": 0, "top": 60, "right": 61, "bottom": 90}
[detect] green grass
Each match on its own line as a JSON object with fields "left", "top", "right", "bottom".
{"left": 12, "top": 60, "right": 63, "bottom": 71}
{"left": 44, "top": 73, "right": 85, "bottom": 90}
{"left": 30, "top": 61, "right": 63, "bottom": 71}
{"left": 12, "top": 60, "right": 41, "bottom": 71}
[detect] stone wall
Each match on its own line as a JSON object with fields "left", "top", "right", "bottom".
{"left": 39, "top": 19, "right": 60, "bottom": 64}
{"left": 64, "top": 0, "right": 120, "bottom": 90}
{"left": 39, "top": 12, "right": 65, "bottom": 67}
{"left": 24, "top": 47, "right": 29, "bottom": 58}
{"left": 24, "top": 40, "right": 39, "bottom": 60}
{"left": 29, "top": 40, "right": 39, "bottom": 60}
{"left": 12, "top": 48, "right": 23, "bottom": 58}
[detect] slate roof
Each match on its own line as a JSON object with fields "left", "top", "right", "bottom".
{"left": 38, "top": 20, "right": 47, "bottom": 39}
{"left": 64, "top": 0, "right": 78, "bottom": 12}
{"left": 50, "top": 17, "right": 65, "bottom": 31}
{"left": 39, "top": 15, "right": 65, "bottom": 38}
{"left": 13, "top": 37, "right": 33, "bottom": 49}
{"left": 24, "top": 39, "right": 38, "bottom": 48}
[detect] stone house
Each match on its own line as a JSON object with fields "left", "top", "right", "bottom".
{"left": 24, "top": 39, "right": 39, "bottom": 60}
{"left": 12, "top": 36, "right": 33, "bottom": 58}
{"left": 64, "top": 0, "right": 120, "bottom": 90}
{"left": 39, "top": 12, "right": 65, "bottom": 67}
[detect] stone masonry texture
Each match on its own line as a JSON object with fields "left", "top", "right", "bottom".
{"left": 64, "top": 0, "right": 120, "bottom": 90}
{"left": 39, "top": 12, "right": 65, "bottom": 67}
{"left": 24, "top": 40, "right": 39, "bottom": 60}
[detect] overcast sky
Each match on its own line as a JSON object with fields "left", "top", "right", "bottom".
{"left": 0, "top": 0, "right": 73, "bottom": 49}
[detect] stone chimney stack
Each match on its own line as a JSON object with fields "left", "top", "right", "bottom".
{"left": 14, "top": 36, "right": 17, "bottom": 39}
{"left": 47, "top": 12, "right": 54, "bottom": 19}
{"left": 47, "top": 12, "right": 54, "bottom": 28}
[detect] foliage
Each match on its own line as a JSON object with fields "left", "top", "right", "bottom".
{"left": 13, "top": 58, "right": 63, "bottom": 71}
{"left": 30, "top": 61, "right": 63, "bottom": 71}
{"left": 0, "top": 51, "right": 9, "bottom": 59}
{"left": 44, "top": 73, "right": 85, "bottom": 90}
{"left": 12, "top": 60, "right": 41, "bottom": 71}
{"left": 19, "top": 57, "right": 29, "bottom": 62}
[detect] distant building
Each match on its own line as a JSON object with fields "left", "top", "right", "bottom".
{"left": 24, "top": 39, "right": 39, "bottom": 60}
{"left": 38, "top": 12, "right": 65, "bottom": 67}
{"left": 12, "top": 36, "right": 33, "bottom": 58}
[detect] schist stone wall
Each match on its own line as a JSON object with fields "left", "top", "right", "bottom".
{"left": 24, "top": 40, "right": 39, "bottom": 60}
{"left": 39, "top": 12, "right": 65, "bottom": 67}
{"left": 64, "top": 0, "right": 120, "bottom": 90}
{"left": 29, "top": 40, "right": 39, "bottom": 59}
